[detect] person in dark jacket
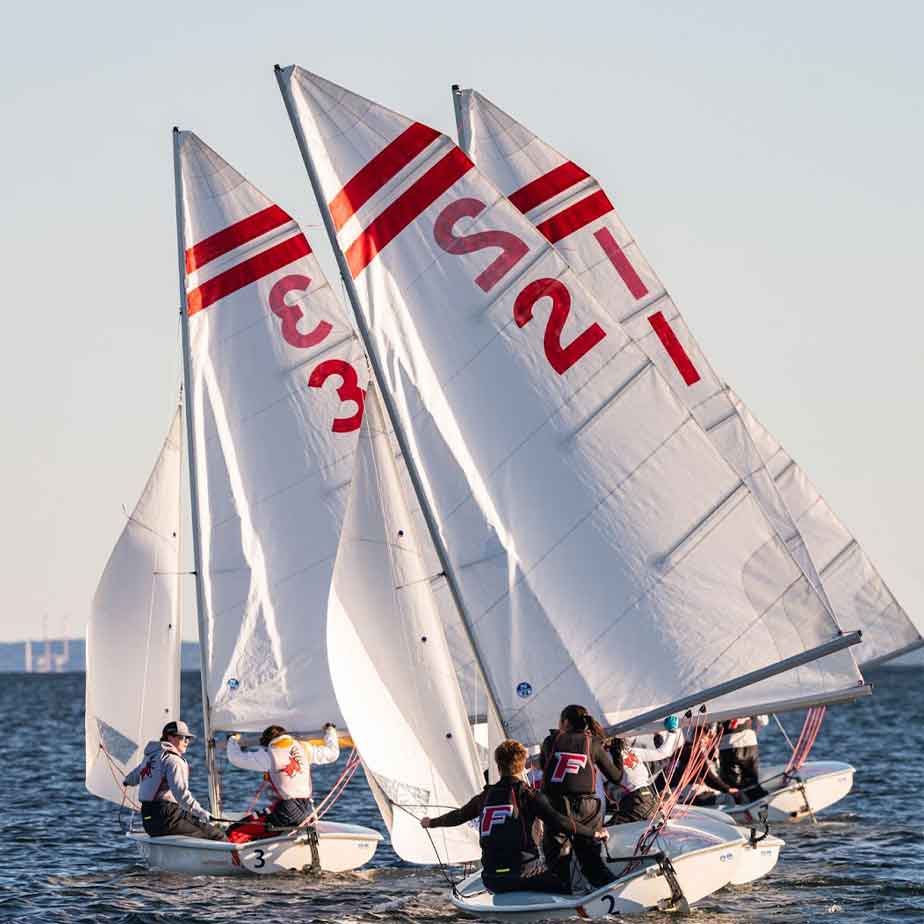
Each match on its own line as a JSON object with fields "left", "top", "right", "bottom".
{"left": 539, "top": 704, "right": 622, "bottom": 888}
{"left": 123, "top": 720, "right": 225, "bottom": 840}
{"left": 421, "top": 739, "right": 608, "bottom": 895}
{"left": 719, "top": 716, "right": 769, "bottom": 802}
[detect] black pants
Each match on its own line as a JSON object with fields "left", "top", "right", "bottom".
{"left": 719, "top": 746, "right": 768, "bottom": 801}
{"left": 483, "top": 857, "right": 569, "bottom": 894}
{"left": 141, "top": 801, "right": 226, "bottom": 840}
{"left": 265, "top": 797, "right": 311, "bottom": 829}
{"left": 610, "top": 787, "right": 657, "bottom": 823}
{"left": 543, "top": 794, "right": 614, "bottom": 889}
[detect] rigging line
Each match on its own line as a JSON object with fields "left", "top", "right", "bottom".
{"left": 773, "top": 712, "right": 797, "bottom": 753}
{"left": 391, "top": 801, "right": 462, "bottom": 894}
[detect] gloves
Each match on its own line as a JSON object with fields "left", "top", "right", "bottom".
{"left": 323, "top": 722, "right": 336, "bottom": 731}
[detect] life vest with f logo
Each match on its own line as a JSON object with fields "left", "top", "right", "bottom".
{"left": 541, "top": 731, "right": 595, "bottom": 796}
{"left": 479, "top": 781, "right": 535, "bottom": 876}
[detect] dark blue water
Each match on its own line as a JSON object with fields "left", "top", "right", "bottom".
{"left": 1, "top": 668, "right": 920, "bottom": 922}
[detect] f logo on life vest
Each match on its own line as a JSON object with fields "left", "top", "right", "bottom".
{"left": 480, "top": 804, "right": 514, "bottom": 836}
{"left": 550, "top": 751, "right": 589, "bottom": 783}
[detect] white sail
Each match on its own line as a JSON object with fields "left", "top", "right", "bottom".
{"left": 175, "top": 131, "right": 368, "bottom": 732}
{"left": 278, "top": 67, "right": 864, "bottom": 748}
{"left": 455, "top": 88, "right": 836, "bottom": 617}
{"left": 86, "top": 408, "right": 182, "bottom": 804}
{"left": 327, "top": 384, "right": 482, "bottom": 863}
{"left": 729, "top": 390, "right": 922, "bottom": 667}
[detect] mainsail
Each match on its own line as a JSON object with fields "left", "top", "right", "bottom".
{"left": 729, "top": 391, "right": 923, "bottom": 667}
{"left": 85, "top": 407, "right": 182, "bottom": 804}
{"left": 456, "top": 89, "right": 919, "bottom": 670}
{"left": 174, "top": 130, "right": 368, "bottom": 734}
{"left": 277, "top": 67, "right": 864, "bottom": 749}
{"left": 327, "top": 384, "right": 483, "bottom": 862}
{"left": 454, "top": 88, "right": 835, "bottom": 616}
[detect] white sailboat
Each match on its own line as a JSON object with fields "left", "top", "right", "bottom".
{"left": 452, "top": 86, "right": 912, "bottom": 823}
{"left": 85, "top": 131, "right": 384, "bottom": 875}
{"left": 274, "top": 65, "right": 867, "bottom": 916}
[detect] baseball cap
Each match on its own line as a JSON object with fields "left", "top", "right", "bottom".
{"left": 162, "top": 720, "right": 196, "bottom": 740}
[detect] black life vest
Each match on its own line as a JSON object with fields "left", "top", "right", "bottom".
{"left": 479, "top": 780, "right": 536, "bottom": 875}
{"left": 541, "top": 730, "right": 596, "bottom": 797}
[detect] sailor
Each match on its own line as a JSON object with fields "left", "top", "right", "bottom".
{"left": 420, "top": 739, "right": 608, "bottom": 895}
{"left": 607, "top": 717, "right": 683, "bottom": 822}
{"left": 666, "top": 723, "right": 739, "bottom": 806}
{"left": 719, "top": 715, "right": 769, "bottom": 802}
{"left": 225, "top": 723, "right": 339, "bottom": 841}
{"left": 539, "top": 704, "right": 622, "bottom": 889}
{"left": 122, "top": 719, "right": 226, "bottom": 840}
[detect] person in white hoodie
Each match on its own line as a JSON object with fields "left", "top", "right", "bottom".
{"left": 122, "top": 720, "right": 226, "bottom": 840}
{"left": 225, "top": 723, "right": 339, "bottom": 841}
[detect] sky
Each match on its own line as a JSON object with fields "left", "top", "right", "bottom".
{"left": 2, "top": 1, "right": 921, "bottom": 648}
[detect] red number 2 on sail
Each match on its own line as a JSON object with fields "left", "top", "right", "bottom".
{"left": 433, "top": 198, "right": 528, "bottom": 292}
{"left": 308, "top": 359, "right": 366, "bottom": 433}
{"left": 514, "top": 278, "right": 606, "bottom": 375}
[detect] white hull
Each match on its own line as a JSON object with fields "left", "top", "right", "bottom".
{"left": 451, "top": 817, "right": 740, "bottom": 919}
{"left": 127, "top": 820, "right": 382, "bottom": 875}
{"left": 675, "top": 805, "right": 783, "bottom": 884}
{"left": 725, "top": 760, "right": 854, "bottom": 824}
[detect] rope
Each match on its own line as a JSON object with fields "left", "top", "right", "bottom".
{"left": 773, "top": 712, "right": 797, "bottom": 752}
{"left": 98, "top": 742, "right": 141, "bottom": 812}
{"left": 785, "top": 707, "right": 826, "bottom": 777}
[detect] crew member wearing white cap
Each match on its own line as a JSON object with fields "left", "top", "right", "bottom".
{"left": 123, "top": 720, "right": 226, "bottom": 840}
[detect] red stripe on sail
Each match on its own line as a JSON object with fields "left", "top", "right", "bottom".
{"left": 187, "top": 234, "right": 311, "bottom": 316}
{"left": 345, "top": 147, "right": 473, "bottom": 278}
{"left": 508, "top": 161, "right": 590, "bottom": 214}
{"left": 648, "top": 311, "right": 700, "bottom": 386}
{"left": 185, "top": 205, "right": 293, "bottom": 273}
{"left": 536, "top": 190, "right": 614, "bottom": 244}
{"left": 593, "top": 227, "right": 649, "bottom": 300}
{"left": 329, "top": 122, "right": 440, "bottom": 232}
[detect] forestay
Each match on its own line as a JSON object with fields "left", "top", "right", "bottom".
{"left": 85, "top": 408, "right": 182, "bottom": 804}
{"left": 728, "top": 391, "right": 922, "bottom": 667}
{"left": 327, "top": 384, "right": 482, "bottom": 863}
{"left": 455, "top": 88, "right": 836, "bottom": 617}
{"left": 278, "top": 67, "right": 863, "bottom": 748}
{"left": 175, "top": 131, "right": 368, "bottom": 732}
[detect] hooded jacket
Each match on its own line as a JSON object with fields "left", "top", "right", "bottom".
{"left": 123, "top": 741, "right": 209, "bottom": 821}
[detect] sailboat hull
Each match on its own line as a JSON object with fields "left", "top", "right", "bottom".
{"left": 674, "top": 806, "right": 783, "bottom": 884}
{"left": 450, "top": 818, "right": 740, "bottom": 919}
{"left": 724, "top": 760, "right": 854, "bottom": 823}
{"left": 126, "top": 820, "right": 382, "bottom": 875}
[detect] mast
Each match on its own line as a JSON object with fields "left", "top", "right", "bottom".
{"left": 604, "top": 630, "right": 864, "bottom": 736}
{"left": 275, "top": 66, "right": 508, "bottom": 741}
{"left": 172, "top": 127, "right": 221, "bottom": 817}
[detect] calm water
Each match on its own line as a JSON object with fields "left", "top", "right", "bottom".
{"left": 1, "top": 668, "right": 921, "bottom": 923}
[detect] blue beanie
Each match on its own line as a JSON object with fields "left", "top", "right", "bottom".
{"left": 663, "top": 715, "right": 680, "bottom": 732}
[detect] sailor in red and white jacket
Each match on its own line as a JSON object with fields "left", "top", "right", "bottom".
{"left": 227, "top": 723, "right": 339, "bottom": 835}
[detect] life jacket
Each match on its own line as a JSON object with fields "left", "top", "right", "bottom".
{"left": 541, "top": 730, "right": 596, "bottom": 797}
{"left": 479, "top": 780, "right": 536, "bottom": 876}
{"left": 265, "top": 734, "right": 312, "bottom": 800}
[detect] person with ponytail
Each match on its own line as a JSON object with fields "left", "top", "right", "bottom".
{"left": 539, "top": 705, "right": 622, "bottom": 889}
